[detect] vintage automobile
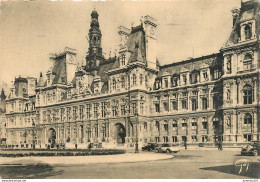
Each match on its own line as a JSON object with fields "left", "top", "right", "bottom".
{"left": 141, "top": 143, "right": 159, "bottom": 151}
{"left": 241, "top": 140, "right": 260, "bottom": 156}
{"left": 155, "top": 143, "right": 180, "bottom": 153}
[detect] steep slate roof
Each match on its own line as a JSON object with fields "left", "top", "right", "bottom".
{"left": 159, "top": 53, "right": 222, "bottom": 77}
{"left": 126, "top": 25, "right": 146, "bottom": 64}
{"left": 52, "top": 59, "right": 67, "bottom": 85}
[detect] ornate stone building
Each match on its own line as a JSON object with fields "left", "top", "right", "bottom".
{"left": 4, "top": 0, "right": 260, "bottom": 148}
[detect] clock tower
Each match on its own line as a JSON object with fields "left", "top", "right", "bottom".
{"left": 86, "top": 10, "right": 104, "bottom": 69}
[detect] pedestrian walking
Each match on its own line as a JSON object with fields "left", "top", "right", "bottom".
{"left": 184, "top": 141, "right": 187, "bottom": 150}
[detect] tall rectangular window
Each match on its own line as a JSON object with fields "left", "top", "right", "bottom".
{"left": 112, "top": 106, "right": 118, "bottom": 117}
{"left": 140, "top": 103, "right": 144, "bottom": 114}
{"left": 79, "top": 105, "right": 84, "bottom": 120}
{"left": 172, "top": 101, "right": 178, "bottom": 111}
{"left": 60, "top": 108, "right": 65, "bottom": 121}
{"left": 172, "top": 136, "right": 178, "bottom": 143}
{"left": 66, "top": 107, "right": 71, "bottom": 121}
{"left": 202, "top": 98, "right": 208, "bottom": 110}
{"left": 73, "top": 106, "right": 77, "bottom": 120}
{"left": 192, "top": 99, "right": 197, "bottom": 111}
{"left": 101, "top": 102, "right": 106, "bottom": 118}
{"left": 155, "top": 103, "right": 160, "bottom": 113}
{"left": 86, "top": 104, "right": 91, "bottom": 119}
{"left": 121, "top": 105, "right": 126, "bottom": 116}
{"left": 182, "top": 100, "right": 187, "bottom": 110}
{"left": 94, "top": 103, "right": 98, "bottom": 118}
{"left": 132, "top": 103, "right": 137, "bottom": 115}
{"left": 163, "top": 136, "right": 168, "bottom": 143}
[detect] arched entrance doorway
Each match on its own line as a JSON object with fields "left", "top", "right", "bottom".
{"left": 48, "top": 128, "right": 56, "bottom": 148}
{"left": 114, "top": 123, "right": 126, "bottom": 144}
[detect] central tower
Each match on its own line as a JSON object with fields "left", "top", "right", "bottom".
{"left": 86, "top": 10, "right": 104, "bottom": 69}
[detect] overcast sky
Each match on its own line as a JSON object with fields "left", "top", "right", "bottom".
{"left": 0, "top": 0, "right": 241, "bottom": 90}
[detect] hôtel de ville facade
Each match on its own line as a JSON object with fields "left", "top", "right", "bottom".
{"left": 1, "top": 0, "right": 260, "bottom": 149}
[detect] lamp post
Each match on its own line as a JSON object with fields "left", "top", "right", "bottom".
{"left": 32, "top": 121, "right": 36, "bottom": 150}
{"left": 134, "top": 111, "right": 139, "bottom": 153}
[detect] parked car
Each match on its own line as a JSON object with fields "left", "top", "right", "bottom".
{"left": 241, "top": 140, "right": 260, "bottom": 156}
{"left": 155, "top": 143, "right": 180, "bottom": 153}
{"left": 142, "top": 143, "right": 159, "bottom": 151}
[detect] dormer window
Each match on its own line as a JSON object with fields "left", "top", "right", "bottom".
{"left": 244, "top": 24, "right": 252, "bottom": 40}
{"left": 182, "top": 74, "right": 187, "bottom": 85}
{"left": 243, "top": 54, "right": 252, "bottom": 70}
{"left": 164, "top": 78, "right": 168, "bottom": 88}
{"left": 203, "top": 71, "right": 208, "bottom": 81}
{"left": 171, "top": 76, "right": 178, "bottom": 87}
{"left": 121, "top": 54, "right": 126, "bottom": 66}
{"left": 190, "top": 71, "right": 198, "bottom": 84}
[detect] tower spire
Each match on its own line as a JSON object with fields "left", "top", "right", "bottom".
{"left": 86, "top": 9, "right": 104, "bottom": 69}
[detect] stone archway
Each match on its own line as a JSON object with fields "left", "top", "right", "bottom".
{"left": 48, "top": 128, "right": 56, "bottom": 148}
{"left": 114, "top": 123, "right": 126, "bottom": 144}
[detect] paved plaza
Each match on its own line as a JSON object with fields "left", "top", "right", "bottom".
{"left": 0, "top": 148, "right": 259, "bottom": 179}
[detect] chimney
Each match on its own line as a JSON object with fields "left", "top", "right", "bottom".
{"left": 231, "top": 8, "right": 240, "bottom": 27}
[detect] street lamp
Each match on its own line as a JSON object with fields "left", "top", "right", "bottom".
{"left": 32, "top": 121, "right": 36, "bottom": 150}
{"left": 134, "top": 111, "right": 139, "bottom": 153}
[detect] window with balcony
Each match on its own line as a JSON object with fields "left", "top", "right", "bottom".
{"left": 243, "top": 85, "right": 253, "bottom": 105}
{"left": 243, "top": 54, "right": 252, "bottom": 70}
{"left": 243, "top": 134, "right": 252, "bottom": 142}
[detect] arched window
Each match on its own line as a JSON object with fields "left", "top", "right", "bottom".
{"left": 112, "top": 79, "right": 116, "bottom": 90}
{"left": 172, "top": 120, "right": 178, "bottom": 130}
{"left": 244, "top": 113, "right": 252, "bottom": 126}
{"left": 121, "top": 76, "right": 125, "bottom": 88}
{"left": 163, "top": 120, "right": 168, "bottom": 131}
{"left": 140, "top": 74, "right": 143, "bottom": 85}
{"left": 202, "top": 117, "right": 208, "bottom": 130}
{"left": 243, "top": 54, "right": 252, "bottom": 70}
{"left": 132, "top": 74, "right": 136, "bottom": 86}
{"left": 243, "top": 85, "right": 252, "bottom": 104}
{"left": 155, "top": 121, "right": 160, "bottom": 131}
{"left": 244, "top": 24, "right": 252, "bottom": 40}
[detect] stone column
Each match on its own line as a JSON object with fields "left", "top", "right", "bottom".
{"left": 253, "top": 111, "right": 257, "bottom": 140}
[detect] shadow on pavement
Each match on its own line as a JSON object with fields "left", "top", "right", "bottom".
{"left": 0, "top": 163, "right": 63, "bottom": 179}
{"left": 173, "top": 154, "right": 202, "bottom": 159}
{"left": 200, "top": 162, "right": 260, "bottom": 178}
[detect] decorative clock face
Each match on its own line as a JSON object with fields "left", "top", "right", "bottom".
{"left": 23, "top": 88, "right": 26, "bottom": 92}
{"left": 150, "top": 27, "right": 155, "bottom": 35}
